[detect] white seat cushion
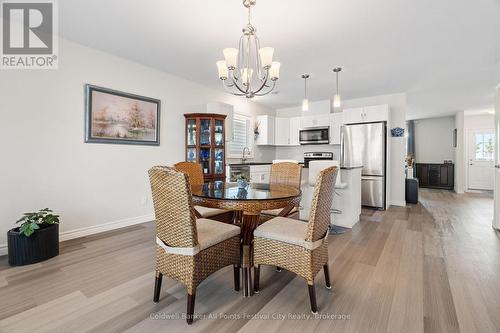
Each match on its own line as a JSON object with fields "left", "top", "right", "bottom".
{"left": 156, "top": 218, "right": 240, "bottom": 256}
{"left": 196, "top": 218, "right": 240, "bottom": 251}
{"left": 261, "top": 206, "right": 298, "bottom": 216}
{"left": 194, "top": 206, "right": 229, "bottom": 218}
{"left": 254, "top": 216, "right": 327, "bottom": 250}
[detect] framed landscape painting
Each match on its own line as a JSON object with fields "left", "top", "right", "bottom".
{"left": 85, "top": 84, "right": 161, "bottom": 145}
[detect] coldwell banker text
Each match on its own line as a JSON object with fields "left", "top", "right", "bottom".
{"left": 1, "top": 0, "right": 58, "bottom": 69}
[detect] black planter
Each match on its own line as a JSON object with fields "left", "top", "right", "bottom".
{"left": 7, "top": 224, "right": 59, "bottom": 266}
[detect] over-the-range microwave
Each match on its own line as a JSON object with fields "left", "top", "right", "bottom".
{"left": 299, "top": 126, "right": 330, "bottom": 145}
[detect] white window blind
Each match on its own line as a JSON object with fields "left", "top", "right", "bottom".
{"left": 230, "top": 114, "right": 250, "bottom": 155}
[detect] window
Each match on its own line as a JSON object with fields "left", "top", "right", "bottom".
{"left": 229, "top": 114, "right": 253, "bottom": 158}
{"left": 474, "top": 133, "right": 495, "bottom": 161}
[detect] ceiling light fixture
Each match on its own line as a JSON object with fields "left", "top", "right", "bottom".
{"left": 301, "top": 74, "right": 310, "bottom": 111}
{"left": 216, "top": 0, "right": 280, "bottom": 98}
{"left": 332, "top": 67, "right": 342, "bottom": 108}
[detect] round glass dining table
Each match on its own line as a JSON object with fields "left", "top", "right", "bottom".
{"left": 191, "top": 182, "right": 301, "bottom": 297}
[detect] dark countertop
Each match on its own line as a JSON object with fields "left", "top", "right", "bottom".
{"left": 229, "top": 162, "right": 363, "bottom": 170}
{"left": 228, "top": 162, "right": 273, "bottom": 166}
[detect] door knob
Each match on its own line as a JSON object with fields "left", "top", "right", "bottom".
{"left": 495, "top": 164, "right": 500, "bottom": 169}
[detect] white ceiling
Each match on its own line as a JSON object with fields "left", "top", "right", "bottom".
{"left": 59, "top": 0, "right": 500, "bottom": 119}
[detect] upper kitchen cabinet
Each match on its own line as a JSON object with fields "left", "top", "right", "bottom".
{"left": 329, "top": 112, "right": 343, "bottom": 145}
{"left": 275, "top": 117, "right": 300, "bottom": 146}
{"left": 343, "top": 104, "right": 389, "bottom": 124}
{"left": 204, "top": 102, "right": 234, "bottom": 142}
{"left": 255, "top": 115, "right": 275, "bottom": 145}
{"left": 300, "top": 114, "right": 330, "bottom": 128}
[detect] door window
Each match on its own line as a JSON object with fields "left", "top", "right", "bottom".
{"left": 474, "top": 133, "right": 495, "bottom": 161}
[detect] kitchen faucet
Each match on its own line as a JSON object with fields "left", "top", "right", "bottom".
{"left": 242, "top": 147, "right": 250, "bottom": 164}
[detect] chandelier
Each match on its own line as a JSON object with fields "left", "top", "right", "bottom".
{"left": 216, "top": 0, "right": 280, "bottom": 98}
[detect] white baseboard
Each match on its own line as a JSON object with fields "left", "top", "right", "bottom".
{"left": 389, "top": 200, "right": 407, "bottom": 207}
{"left": 59, "top": 214, "right": 154, "bottom": 241}
{"left": 0, "top": 214, "right": 155, "bottom": 257}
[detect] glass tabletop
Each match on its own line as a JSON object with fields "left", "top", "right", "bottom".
{"left": 191, "top": 182, "right": 301, "bottom": 201}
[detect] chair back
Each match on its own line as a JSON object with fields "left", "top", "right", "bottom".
{"left": 174, "top": 161, "right": 204, "bottom": 186}
{"left": 270, "top": 162, "right": 302, "bottom": 189}
{"left": 305, "top": 166, "right": 338, "bottom": 242}
{"left": 148, "top": 166, "right": 198, "bottom": 248}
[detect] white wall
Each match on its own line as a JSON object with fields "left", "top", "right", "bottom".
{"left": 414, "top": 116, "right": 455, "bottom": 163}
{"left": 276, "top": 93, "right": 407, "bottom": 207}
{"left": 0, "top": 39, "right": 275, "bottom": 252}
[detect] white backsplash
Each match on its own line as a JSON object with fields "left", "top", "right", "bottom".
{"left": 274, "top": 145, "right": 341, "bottom": 162}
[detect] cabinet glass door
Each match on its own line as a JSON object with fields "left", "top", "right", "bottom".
{"left": 186, "top": 148, "right": 196, "bottom": 162}
{"left": 199, "top": 148, "right": 211, "bottom": 175}
{"left": 200, "top": 119, "right": 211, "bottom": 146}
{"left": 187, "top": 119, "right": 196, "bottom": 146}
{"left": 214, "top": 148, "right": 224, "bottom": 175}
{"left": 214, "top": 119, "right": 224, "bottom": 146}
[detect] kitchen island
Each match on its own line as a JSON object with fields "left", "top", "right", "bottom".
{"left": 300, "top": 166, "right": 362, "bottom": 229}
{"left": 227, "top": 162, "right": 362, "bottom": 229}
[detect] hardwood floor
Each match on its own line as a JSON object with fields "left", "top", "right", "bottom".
{"left": 0, "top": 189, "right": 499, "bottom": 332}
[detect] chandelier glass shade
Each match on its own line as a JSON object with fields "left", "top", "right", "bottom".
{"left": 216, "top": 0, "right": 280, "bottom": 98}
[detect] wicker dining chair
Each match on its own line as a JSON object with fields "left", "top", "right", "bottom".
{"left": 174, "top": 162, "right": 233, "bottom": 222}
{"left": 148, "top": 166, "right": 241, "bottom": 325}
{"left": 261, "top": 162, "right": 302, "bottom": 219}
{"left": 253, "top": 166, "right": 338, "bottom": 313}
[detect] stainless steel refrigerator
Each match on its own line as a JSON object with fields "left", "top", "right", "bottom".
{"left": 341, "top": 122, "right": 386, "bottom": 209}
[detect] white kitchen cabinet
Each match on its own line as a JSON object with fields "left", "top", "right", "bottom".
{"left": 329, "top": 113, "right": 343, "bottom": 145}
{"left": 250, "top": 165, "right": 271, "bottom": 183}
{"left": 300, "top": 114, "right": 330, "bottom": 128}
{"left": 342, "top": 107, "right": 365, "bottom": 124}
{"left": 289, "top": 117, "right": 300, "bottom": 145}
{"left": 275, "top": 117, "right": 300, "bottom": 146}
{"left": 255, "top": 115, "right": 275, "bottom": 145}
{"left": 363, "top": 105, "right": 389, "bottom": 123}
{"left": 274, "top": 117, "right": 290, "bottom": 145}
{"left": 343, "top": 105, "right": 389, "bottom": 124}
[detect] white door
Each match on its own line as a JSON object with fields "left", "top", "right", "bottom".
{"left": 494, "top": 86, "right": 500, "bottom": 230}
{"left": 467, "top": 130, "right": 495, "bottom": 190}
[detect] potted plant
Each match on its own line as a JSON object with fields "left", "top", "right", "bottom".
{"left": 7, "top": 208, "right": 60, "bottom": 266}
{"left": 253, "top": 120, "right": 260, "bottom": 139}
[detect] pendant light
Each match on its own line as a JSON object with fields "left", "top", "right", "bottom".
{"left": 301, "top": 74, "right": 310, "bottom": 111}
{"left": 332, "top": 67, "right": 342, "bottom": 108}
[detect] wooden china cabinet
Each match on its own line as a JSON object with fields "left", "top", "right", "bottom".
{"left": 184, "top": 113, "right": 226, "bottom": 181}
